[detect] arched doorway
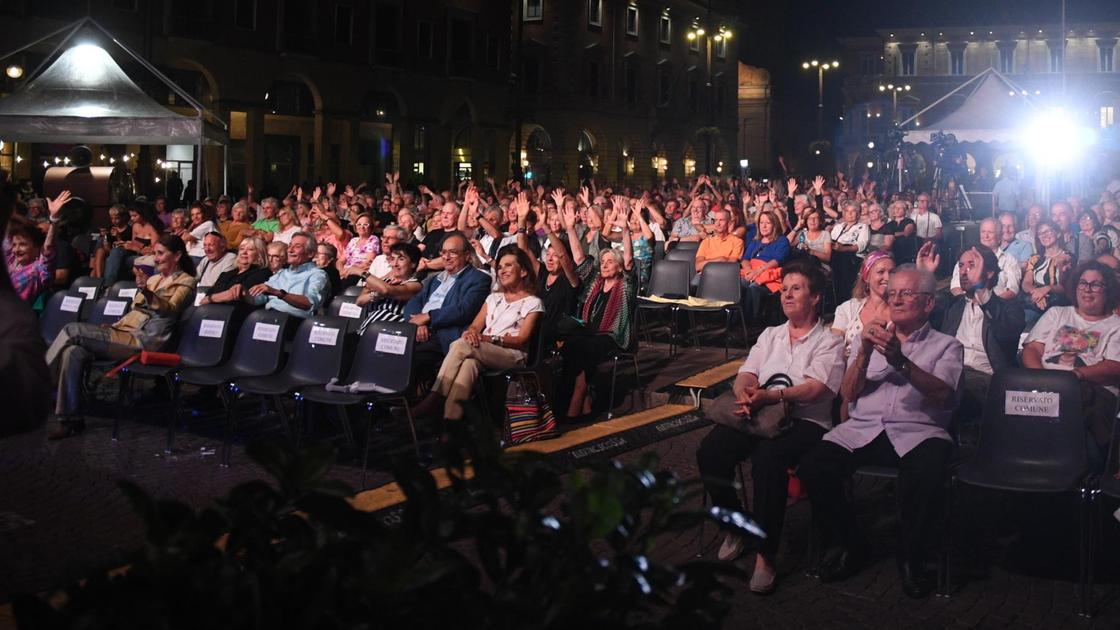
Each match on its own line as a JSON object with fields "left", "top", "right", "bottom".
{"left": 577, "top": 130, "right": 597, "bottom": 183}
{"left": 524, "top": 126, "right": 552, "bottom": 184}
{"left": 682, "top": 144, "right": 697, "bottom": 178}
{"left": 450, "top": 103, "right": 474, "bottom": 182}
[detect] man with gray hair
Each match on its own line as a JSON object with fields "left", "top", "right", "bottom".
{"left": 248, "top": 230, "right": 327, "bottom": 318}
{"left": 249, "top": 196, "right": 280, "bottom": 242}
{"left": 366, "top": 224, "right": 408, "bottom": 279}
{"left": 799, "top": 259, "right": 963, "bottom": 599}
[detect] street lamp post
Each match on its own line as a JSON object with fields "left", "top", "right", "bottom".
{"left": 801, "top": 59, "right": 839, "bottom": 141}
{"left": 687, "top": 22, "right": 732, "bottom": 175}
{"left": 878, "top": 83, "right": 911, "bottom": 124}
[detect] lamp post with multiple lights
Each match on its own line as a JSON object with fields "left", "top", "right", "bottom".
{"left": 878, "top": 83, "right": 911, "bottom": 124}
{"left": 687, "top": 21, "right": 732, "bottom": 175}
{"left": 801, "top": 59, "right": 838, "bottom": 141}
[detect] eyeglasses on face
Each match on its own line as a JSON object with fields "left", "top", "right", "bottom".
{"left": 1077, "top": 280, "right": 1107, "bottom": 293}
{"left": 440, "top": 249, "right": 464, "bottom": 256}
{"left": 886, "top": 289, "right": 932, "bottom": 301}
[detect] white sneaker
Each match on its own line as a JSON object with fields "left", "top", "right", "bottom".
{"left": 717, "top": 534, "right": 745, "bottom": 562}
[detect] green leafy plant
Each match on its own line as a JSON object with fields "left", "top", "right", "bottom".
{"left": 14, "top": 404, "right": 761, "bottom": 629}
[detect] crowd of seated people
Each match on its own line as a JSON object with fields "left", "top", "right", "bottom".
{"left": 7, "top": 167, "right": 1120, "bottom": 601}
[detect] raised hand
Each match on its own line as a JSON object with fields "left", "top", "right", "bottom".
{"left": 787, "top": 177, "right": 798, "bottom": 196}
{"left": 916, "top": 241, "right": 940, "bottom": 273}
{"left": 311, "top": 186, "right": 322, "bottom": 202}
{"left": 812, "top": 175, "right": 826, "bottom": 195}
{"left": 550, "top": 188, "right": 565, "bottom": 209}
{"left": 326, "top": 182, "right": 337, "bottom": 197}
{"left": 578, "top": 186, "right": 591, "bottom": 207}
{"left": 562, "top": 205, "right": 578, "bottom": 230}
{"left": 46, "top": 189, "right": 72, "bottom": 218}
{"left": 516, "top": 191, "right": 531, "bottom": 222}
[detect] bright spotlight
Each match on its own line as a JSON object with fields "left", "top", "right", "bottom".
{"left": 867, "top": 141, "right": 875, "bottom": 149}
{"left": 866, "top": 162, "right": 874, "bottom": 169}
{"left": 1023, "top": 108, "right": 1096, "bottom": 168}
{"left": 5, "top": 64, "right": 22, "bottom": 79}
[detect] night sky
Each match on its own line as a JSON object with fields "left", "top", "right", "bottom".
{"left": 741, "top": 0, "right": 1120, "bottom": 171}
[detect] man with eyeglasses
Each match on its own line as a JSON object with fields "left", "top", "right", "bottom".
{"left": 417, "top": 201, "right": 464, "bottom": 275}
{"left": 799, "top": 260, "right": 963, "bottom": 599}
{"left": 910, "top": 193, "right": 942, "bottom": 245}
{"left": 933, "top": 245, "right": 1025, "bottom": 427}
{"left": 366, "top": 224, "right": 408, "bottom": 280}
{"left": 403, "top": 233, "right": 490, "bottom": 379}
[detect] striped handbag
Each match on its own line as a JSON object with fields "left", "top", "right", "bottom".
{"left": 504, "top": 374, "right": 558, "bottom": 445}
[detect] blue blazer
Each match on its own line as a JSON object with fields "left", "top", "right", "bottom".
{"left": 403, "top": 266, "right": 491, "bottom": 353}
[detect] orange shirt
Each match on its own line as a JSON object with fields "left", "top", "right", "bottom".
{"left": 696, "top": 233, "right": 745, "bottom": 266}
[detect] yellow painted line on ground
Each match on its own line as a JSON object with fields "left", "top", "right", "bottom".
{"left": 674, "top": 360, "right": 742, "bottom": 389}
{"left": 349, "top": 403, "right": 696, "bottom": 514}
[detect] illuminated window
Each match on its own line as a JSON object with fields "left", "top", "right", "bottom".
{"left": 625, "top": 5, "right": 638, "bottom": 37}
{"left": 658, "top": 13, "right": 671, "bottom": 45}
{"left": 1102, "top": 106, "right": 1116, "bottom": 128}
{"left": 523, "top": 0, "right": 542, "bottom": 22}
{"left": 588, "top": 0, "right": 602, "bottom": 27}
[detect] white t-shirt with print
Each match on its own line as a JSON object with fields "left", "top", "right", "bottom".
{"left": 1026, "top": 305, "right": 1120, "bottom": 393}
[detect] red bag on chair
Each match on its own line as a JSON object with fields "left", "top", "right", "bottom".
{"left": 105, "top": 351, "right": 181, "bottom": 378}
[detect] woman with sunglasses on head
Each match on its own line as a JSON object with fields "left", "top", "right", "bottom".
{"left": 45, "top": 234, "right": 197, "bottom": 439}
{"left": 1021, "top": 218, "right": 1073, "bottom": 326}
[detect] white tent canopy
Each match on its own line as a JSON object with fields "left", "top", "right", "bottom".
{"left": 0, "top": 43, "right": 225, "bottom": 145}
{"left": 901, "top": 68, "right": 1038, "bottom": 145}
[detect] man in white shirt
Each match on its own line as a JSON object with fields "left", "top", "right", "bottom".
{"left": 366, "top": 224, "right": 407, "bottom": 280}
{"left": 949, "top": 218, "right": 1021, "bottom": 299}
{"left": 910, "top": 193, "right": 942, "bottom": 243}
{"left": 195, "top": 231, "right": 237, "bottom": 289}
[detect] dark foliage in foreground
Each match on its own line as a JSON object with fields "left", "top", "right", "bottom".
{"left": 15, "top": 406, "right": 760, "bottom": 629}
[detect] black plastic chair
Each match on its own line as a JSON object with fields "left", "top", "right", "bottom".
{"left": 679, "top": 262, "right": 749, "bottom": 360}
{"left": 957, "top": 368, "right": 1094, "bottom": 616}
{"left": 298, "top": 321, "right": 417, "bottom": 486}
{"left": 637, "top": 260, "right": 690, "bottom": 352}
{"left": 84, "top": 296, "right": 132, "bottom": 326}
{"left": 69, "top": 275, "right": 103, "bottom": 301}
{"left": 665, "top": 248, "right": 699, "bottom": 286}
{"left": 40, "top": 291, "right": 86, "bottom": 343}
{"left": 177, "top": 309, "right": 291, "bottom": 466}
{"left": 604, "top": 305, "right": 643, "bottom": 420}
{"left": 115, "top": 304, "right": 238, "bottom": 451}
{"left": 230, "top": 315, "right": 349, "bottom": 455}
{"left": 106, "top": 280, "right": 140, "bottom": 301}
{"left": 325, "top": 294, "right": 368, "bottom": 334}
{"left": 341, "top": 285, "right": 364, "bottom": 297}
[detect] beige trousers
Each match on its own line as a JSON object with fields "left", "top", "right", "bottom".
{"left": 434, "top": 339, "right": 524, "bottom": 420}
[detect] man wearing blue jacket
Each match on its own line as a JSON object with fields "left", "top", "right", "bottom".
{"left": 404, "top": 232, "right": 490, "bottom": 381}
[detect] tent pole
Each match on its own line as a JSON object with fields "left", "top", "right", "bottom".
{"left": 897, "top": 70, "right": 988, "bottom": 129}
{"left": 86, "top": 18, "right": 227, "bottom": 131}
{"left": 198, "top": 128, "right": 205, "bottom": 200}
{"left": 16, "top": 19, "right": 88, "bottom": 90}
{"left": 223, "top": 143, "right": 229, "bottom": 196}
{"left": 0, "top": 17, "right": 87, "bottom": 69}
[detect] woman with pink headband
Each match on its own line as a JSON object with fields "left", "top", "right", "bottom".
{"left": 831, "top": 249, "right": 895, "bottom": 358}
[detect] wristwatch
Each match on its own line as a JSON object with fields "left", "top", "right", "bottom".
{"left": 491, "top": 334, "right": 501, "bottom": 346}
{"left": 896, "top": 356, "right": 911, "bottom": 378}
{"left": 278, "top": 289, "right": 288, "bottom": 299}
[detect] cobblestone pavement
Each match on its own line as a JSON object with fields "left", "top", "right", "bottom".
{"left": 3, "top": 384, "right": 1120, "bottom": 628}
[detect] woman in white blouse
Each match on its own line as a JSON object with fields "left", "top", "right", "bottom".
{"left": 272, "top": 207, "right": 302, "bottom": 245}
{"left": 830, "top": 201, "right": 870, "bottom": 303}
{"left": 412, "top": 244, "right": 544, "bottom": 421}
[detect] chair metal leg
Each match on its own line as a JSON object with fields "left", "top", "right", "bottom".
{"left": 220, "top": 385, "right": 236, "bottom": 467}
{"left": 631, "top": 354, "right": 642, "bottom": 411}
{"left": 607, "top": 357, "right": 620, "bottom": 420}
{"left": 669, "top": 306, "right": 679, "bottom": 356}
{"left": 273, "top": 395, "right": 293, "bottom": 441}
{"left": 688, "top": 311, "right": 699, "bottom": 348}
{"left": 112, "top": 372, "right": 130, "bottom": 441}
{"left": 400, "top": 397, "right": 420, "bottom": 458}
{"left": 361, "top": 404, "right": 375, "bottom": 489}
{"left": 738, "top": 307, "right": 749, "bottom": 351}
{"left": 165, "top": 375, "right": 181, "bottom": 454}
{"left": 337, "top": 405, "right": 356, "bottom": 447}
{"left": 1078, "top": 486, "right": 1097, "bottom": 618}
{"left": 723, "top": 309, "right": 731, "bottom": 361}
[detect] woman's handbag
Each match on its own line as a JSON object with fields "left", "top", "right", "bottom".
{"left": 503, "top": 373, "right": 558, "bottom": 445}
{"left": 707, "top": 373, "right": 794, "bottom": 439}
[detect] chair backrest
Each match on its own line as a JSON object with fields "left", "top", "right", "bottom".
{"left": 325, "top": 294, "right": 368, "bottom": 334}
{"left": 84, "top": 296, "right": 132, "bottom": 326}
{"left": 664, "top": 248, "right": 698, "bottom": 282}
{"left": 40, "top": 291, "right": 86, "bottom": 343}
{"left": 646, "top": 260, "right": 691, "bottom": 299}
{"left": 341, "top": 284, "right": 364, "bottom": 297}
{"left": 177, "top": 304, "right": 238, "bottom": 368}
{"left": 670, "top": 240, "right": 700, "bottom": 252}
{"left": 651, "top": 241, "right": 666, "bottom": 263}
{"left": 226, "top": 309, "right": 290, "bottom": 376}
{"left": 107, "top": 281, "right": 140, "bottom": 301}
{"left": 69, "top": 275, "right": 102, "bottom": 301}
{"left": 285, "top": 315, "right": 348, "bottom": 383}
{"left": 344, "top": 320, "right": 416, "bottom": 394}
{"left": 969, "top": 368, "right": 1087, "bottom": 492}
{"left": 696, "top": 262, "right": 742, "bottom": 304}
